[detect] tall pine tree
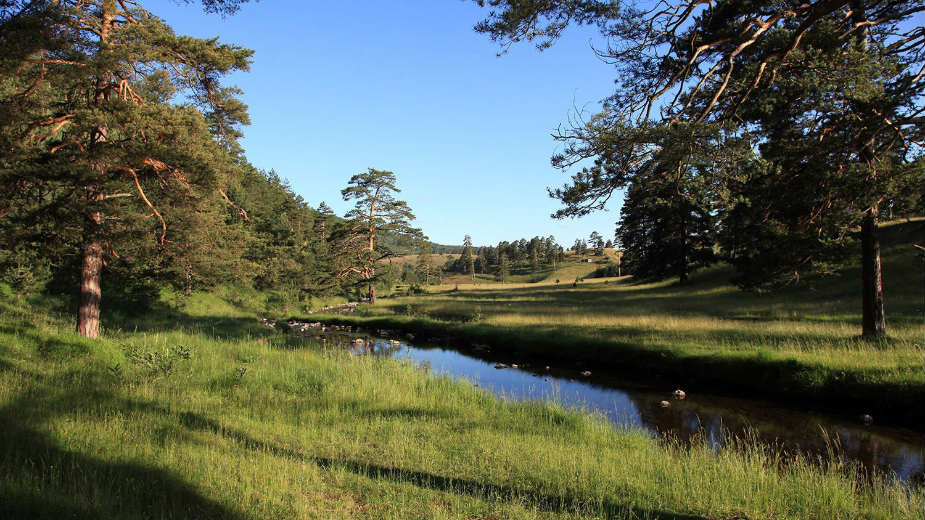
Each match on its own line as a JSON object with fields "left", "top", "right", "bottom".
{"left": 0, "top": 0, "right": 252, "bottom": 337}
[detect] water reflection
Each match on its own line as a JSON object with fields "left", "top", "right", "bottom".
{"left": 308, "top": 330, "right": 924, "bottom": 484}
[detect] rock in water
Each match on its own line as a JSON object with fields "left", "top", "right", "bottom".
{"left": 673, "top": 389, "right": 686, "bottom": 399}
{"left": 581, "top": 371, "right": 592, "bottom": 377}
{"left": 659, "top": 400, "right": 671, "bottom": 408}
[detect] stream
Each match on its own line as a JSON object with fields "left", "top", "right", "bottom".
{"left": 291, "top": 323, "right": 924, "bottom": 484}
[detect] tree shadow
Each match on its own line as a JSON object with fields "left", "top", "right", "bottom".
{"left": 175, "top": 410, "right": 705, "bottom": 520}
{"left": 101, "top": 300, "right": 278, "bottom": 342}
{"left": 0, "top": 381, "right": 251, "bottom": 520}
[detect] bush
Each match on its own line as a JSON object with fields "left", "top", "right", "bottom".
{"left": 428, "top": 307, "right": 482, "bottom": 323}
{"left": 124, "top": 344, "right": 192, "bottom": 378}
{"left": 589, "top": 263, "right": 621, "bottom": 278}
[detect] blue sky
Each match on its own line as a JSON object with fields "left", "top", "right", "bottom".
{"left": 153, "top": 0, "right": 624, "bottom": 247}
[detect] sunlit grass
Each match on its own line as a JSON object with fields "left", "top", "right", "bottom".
{"left": 0, "top": 293, "right": 921, "bottom": 519}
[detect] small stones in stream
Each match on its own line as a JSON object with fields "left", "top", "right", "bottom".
{"left": 673, "top": 389, "right": 687, "bottom": 400}
{"left": 659, "top": 400, "right": 671, "bottom": 408}
{"left": 860, "top": 414, "right": 873, "bottom": 426}
{"left": 494, "top": 363, "right": 509, "bottom": 369}
{"left": 581, "top": 371, "right": 592, "bottom": 377}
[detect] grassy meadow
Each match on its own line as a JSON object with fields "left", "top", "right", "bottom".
{"left": 0, "top": 286, "right": 922, "bottom": 519}
{"left": 317, "top": 220, "right": 925, "bottom": 428}
{"left": 392, "top": 249, "right": 619, "bottom": 288}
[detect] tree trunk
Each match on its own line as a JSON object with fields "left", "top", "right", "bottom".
{"left": 77, "top": 237, "right": 103, "bottom": 338}
{"left": 185, "top": 262, "right": 193, "bottom": 296}
{"left": 679, "top": 212, "right": 689, "bottom": 284}
{"left": 77, "top": 1, "right": 113, "bottom": 339}
{"left": 368, "top": 280, "right": 376, "bottom": 304}
{"left": 861, "top": 211, "right": 886, "bottom": 339}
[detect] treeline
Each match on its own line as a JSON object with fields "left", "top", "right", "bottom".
{"left": 0, "top": 155, "right": 420, "bottom": 313}
{"left": 569, "top": 231, "right": 614, "bottom": 256}
{"left": 441, "top": 235, "right": 566, "bottom": 279}
{"left": 613, "top": 128, "right": 924, "bottom": 287}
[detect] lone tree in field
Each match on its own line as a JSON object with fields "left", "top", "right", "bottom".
{"left": 496, "top": 252, "right": 510, "bottom": 283}
{"left": 588, "top": 231, "right": 605, "bottom": 256}
{"left": 415, "top": 240, "right": 433, "bottom": 285}
{"left": 474, "top": 0, "right": 924, "bottom": 339}
{"left": 461, "top": 235, "right": 475, "bottom": 280}
{"left": 0, "top": 0, "right": 252, "bottom": 338}
{"left": 338, "top": 169, "right": 421, "bottom": 303}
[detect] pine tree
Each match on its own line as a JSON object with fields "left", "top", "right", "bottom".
{"left": 461, "top": 235, "right": 475, "bottom": 280}
{"left": 415, "top": 241, "right": 433, "bottom": 285}
{"left": 496, "top": 252, "right": 510, "bottom": 283}
{"left": 336, "top": 168, "right": 421, "bottom": 303}
{"left": 0, "top": 0, "right": 252, "bottom": 338}
{"left": 474, "top": 0, "right": 924, "bottom": 337}
{"left": 589, "top": 231, "right": 604, "bottom": 256}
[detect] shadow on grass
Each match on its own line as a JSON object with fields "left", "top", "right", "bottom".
{"left": 0, "top": 377, "right": 251, "bottom": 520}
{"left": 110, "top": 304, "right": 271, "bottom": 340}
{"left": 175, "top": 411, "right": 704, "bottom": 520}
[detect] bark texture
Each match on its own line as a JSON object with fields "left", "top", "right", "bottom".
{"left": 77, "top": 237, "right": 103, "bottom": 338}
{"left": 861, "top": 211, "right": 886, "bottom": 339}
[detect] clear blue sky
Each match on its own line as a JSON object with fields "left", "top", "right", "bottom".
{"left": 153, "top": 0, "right": 625, "bottom": 247}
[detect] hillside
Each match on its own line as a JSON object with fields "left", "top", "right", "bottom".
{"left": 386, "top": 248, "right": 622, "bottom": 288}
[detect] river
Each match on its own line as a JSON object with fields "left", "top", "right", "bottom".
{"left": 296, "top": 325, "right": 924, "bottom": 485}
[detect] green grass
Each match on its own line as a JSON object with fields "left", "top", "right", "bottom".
{"left": 312, "top": 220, "right": 925, "bottom": 428}
{"left": 1, "top": 288, "right": 922, "bottom": 518}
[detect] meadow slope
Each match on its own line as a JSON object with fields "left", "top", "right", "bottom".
{"left": 313, "top": 221, "right": 925, "bottom": 428}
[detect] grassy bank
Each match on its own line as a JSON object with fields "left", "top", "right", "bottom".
{"left": 311, "top": 221, "right": 925, "bottom": 428}
{"left": 1, "top": 292, "right": 922, "bottom": 518}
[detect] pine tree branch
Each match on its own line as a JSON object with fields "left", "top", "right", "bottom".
{"left": 218, "top": 189, "right": 248, "bottom": 221}
{"left": 112, "top": 164, "right": 167, "bottom": 245}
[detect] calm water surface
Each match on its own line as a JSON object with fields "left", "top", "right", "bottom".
{"left": 310, "top": 330, "right": 924, "bottom": 484}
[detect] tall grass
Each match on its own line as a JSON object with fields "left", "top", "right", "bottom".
{"left": 0, "top": 291, "right": 921, "bottom": 519}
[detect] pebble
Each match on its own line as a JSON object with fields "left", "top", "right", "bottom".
{"left": 659, "top": 400, "right": 671, "bottom": 408}
{"left": 580, "top": 371, "right": 592, "bottom": 377}
{"left": 673, "top": 389, "right": 687, "bottom": 399}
